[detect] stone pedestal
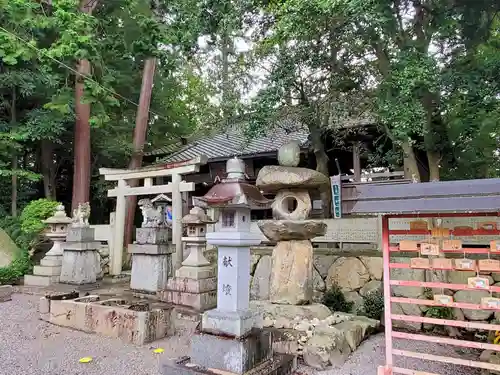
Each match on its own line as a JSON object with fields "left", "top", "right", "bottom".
{"left": 129, "top": 228, "right": 173, "bottom": 293}
{"left": 59, "top": 227, "right": 102, "bottom": 285}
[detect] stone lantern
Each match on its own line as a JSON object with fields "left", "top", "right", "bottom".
{"left": 25, "top": 204, "right": 72, "bottom": 286}
{"left": 161, "top": 206, "right": 217, "bottom": 312}
{"left": 164, "top": 157, "right": 295, "bottom": 375}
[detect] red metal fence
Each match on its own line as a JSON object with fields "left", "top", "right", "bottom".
{"left": 379, "top": 212, "right": 500, "bottom": 375}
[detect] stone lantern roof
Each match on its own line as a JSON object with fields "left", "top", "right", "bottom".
{"left": 43, "top": 204, "right": 72, "bottom": 225}
{"left": 182, "top": 207, "right": 216, "bottom": 225}
{"left": 193, "top": 157, "right": 272, "bottom": 210}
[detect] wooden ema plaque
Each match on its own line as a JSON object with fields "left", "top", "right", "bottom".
{"left": 454, "top": 258, "right": 476, "bottom": 271}
{"left": 481, "top": 297, "right": 500, "bottom": 309}
{"left": 434, "top": 294, "right": 453, "bottom": 305}
{"left": 491, "top": 240, "right": 500, "bottom": 252}
{"left": 478, "top": 221, "right": 498, "bottom": 231}
{"left": 410, "top": 220, "right": 428, "bottom": 230}
{"left": 478, "top": 259, "right": 500, "bottom": 272}
{"left": 420, "top": 242, "right": 440, "bottom": 256}
{"left": 431, "top": 258, "right": 452, "bottom": 269}
{"left": 442, "top": 239, "right": 462, "bottom": 251}
{"left": 431, "top": 227, "right": 450, "bottom": 238}
{"left": 399, "top": 240, "right": 418, "bottom": 251}
{"left": 468, "top": 276, "right": 490, "bottom": 289}
{"left": 411, "top": 258, "right": 430, "bottom": 268}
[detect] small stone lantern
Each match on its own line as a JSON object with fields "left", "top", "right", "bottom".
{"left": 25, "top": 204, "right": 72, "bottom": 286}
{"left": 161, "top": 207, "right": 217, "bottom": 312}
{"left": 181, "top": 207, "right": 215, "bottom": 267}
{"left": 43, "top": 204, "right": 73, "bottom": 258}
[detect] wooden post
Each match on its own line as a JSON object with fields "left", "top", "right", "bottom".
{"left": 353, "top": 143, "right": 361, "bottom": 182}
{"left": 111, "top": 180, "right": 127, "bottom": 276}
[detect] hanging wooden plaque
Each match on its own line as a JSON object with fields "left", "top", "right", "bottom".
{"left": 454, "top": 258, "right": 476, "bottom": 271}
{"left": 410, "top": 220, "right": 428, "bottom": 230}
{"left": 420, "top": 242, "right": 440, "bottom": 256}
{"left": 478, "top": 221, "right": 498, "bottom": 231}
{"left": 468, "top": 276, "right": 490, "bottom": 289}
{"left": 399, "top": 240, "right": 418, "bottom": 251}
{"left": 434, "top": 294, "right": 453, "bottom": 305}
{"left": 481, "top": 297, "right": 500, "bottom": 309}
{"left": 431, "top": 228, "right": 450, "bottom": 238}
{"left": 431, "top": 258, "right": 453, "bottom": 269}
{"left": 479, "top": 259, "right": 500, "bottom": 272}
{"left": 442, "top": 239, "right": 462, "bottom": 251}
{"left": 411, "top": 258, "right": 430, "bottom": 268}
{"left": 491, "top": 240, "right": 500, "bottom": 252}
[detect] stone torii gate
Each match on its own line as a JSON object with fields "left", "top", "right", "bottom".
{"left": 99, "top": 156, "right": 207, "bottom": 276}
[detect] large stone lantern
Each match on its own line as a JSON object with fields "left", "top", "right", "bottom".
{"left": 193, "top": 157, "right": 272, "bottom": 338}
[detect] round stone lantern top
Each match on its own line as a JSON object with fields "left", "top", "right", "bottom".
{"left": 43, "top": 204, "right": 72, "bottom": 224}
{"left": 182, "top": 207, "right": 216, "bottom": 225}
{"left": 226, "top": 157, "right": 246, "bottom": 181}
{"left": 278, "top": 141, "right": 301, "bottom": 167}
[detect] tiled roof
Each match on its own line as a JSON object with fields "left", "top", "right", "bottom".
{"left": 153, "top": 126, "right": 310, "bottom": 163}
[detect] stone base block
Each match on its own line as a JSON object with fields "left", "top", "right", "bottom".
{"left": 160, "top": 289, "right": 216, "bottom": 312}
{"left": 202, "top": 308, "right": 261, "bottom": 338}
{"left": 59, "top": 249, "right": 101, "bottom": 285}
{"left": 130, "top": 254, "right": 171, "bottom": 293}
{"left": 66, "top": 227, "right": 94, "bottom": 242}
{"left": 40, "top": 255, "right": 62, "bottom": 267}
{"left": 175, "top": 266, "right": 215, "bottom": 280}
{"left": 162, "top": 353, "right": 296, "bottom": 375}
{"left": 269, "top": 240, "right": 313, "bottom": 305}
{"left": 33, "top": 265, "right": 61, "bottom": 276}
{"left": 136, "top": 227, "right": 171, "bottom": 245}
{"left": 190, "top": 329, "right": 272, "bottom": 374}
{"left": 0, "top": 285, "right": 13, "bottom": 302}
{"left": 128, "top": 243, "right": 174, "bottom": 255}
{"left": 24, "top": 274, "right": 60, "bottom": 286}
{"left": 166, "top": 277, "right": 217, "bottom": 293}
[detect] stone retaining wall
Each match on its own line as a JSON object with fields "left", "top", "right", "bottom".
{"left": 206, "top": 248, "right": 498, "bottom": 334}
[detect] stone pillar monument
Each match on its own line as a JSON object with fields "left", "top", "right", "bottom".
{"left": 25, "top": 204, "right": 72, "bottom": 286}
{"left": 163, "top": 158, "right": 296, "bottom": 375}
{"left": 256, "top": 141, "right": 329, "bottom": 304}
{"left": 160, "top": 207, "right": 216, "bottom": 312}
{"left": 60, "top": 203, "right": 102, "bottom": 285}
{"left": 128, "top": 198, "right": 173, "bottom": 293}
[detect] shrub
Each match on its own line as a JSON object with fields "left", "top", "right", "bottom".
{"left": 362, "top": 290, "right": 385, "bottom": 320}
{"left": 19, "top": 198, "right": 59, "bottom": 235}
{"left": 322, "top": 284, "right": 354, "bottom": 313}
{"left": 0, "top": 199, "right": 60, "bottom": 284}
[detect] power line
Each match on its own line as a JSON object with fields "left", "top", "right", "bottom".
{"left": 0, "top": 25, "right": 170, "bottom": 122}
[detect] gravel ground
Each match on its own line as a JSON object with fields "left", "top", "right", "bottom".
{"left": 0, "top": 294, "right": 193, "bottom": 375}
{"left": 0, "top": 294, "right": 483, "bottom": 375}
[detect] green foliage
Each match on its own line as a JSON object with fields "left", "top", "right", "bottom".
{"left": 19, "top": 199, "right": 59, "bottom": 234}
{"left": 322, "top": 284, "right": 354, "bottom": 313}
{"left": 425, "top": 306, "right": 453, "bottom": 320}
{"left": 0, "top": 200, "right": 60, "bottom": 284}
{"left": 362, "top": 290, "right": 384, "bottom": 320}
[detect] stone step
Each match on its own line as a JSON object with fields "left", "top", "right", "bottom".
{"left": 24, "top": 274, "right": 59, "bottom": 287}
{"left": 161, "top": 354, "right": 296, "bottom": 375}
{"left": 40, "top": 257, "right": 62, "bottom": 267}
{"left": 33, "top": 265, "right": 62, "bottom": 276}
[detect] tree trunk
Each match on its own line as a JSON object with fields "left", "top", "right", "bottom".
{"left": 123, "top": 58, "right": 157, "bottom": 251}
{"left": 307, "top": 118, "right": 331, "bottom": 217}
{"left": 71, "top": 0, "right": 98, "bottom": 211}
{"left": 41, "top": 140, "right": 56, "bottom": 199}
{"left": 401, "top": 140, "right": 421, "bottom": 182}
{"left": 427, "top": 151, "right": 440, "bottom": 182}
{"left": 10, "top": 88, "right": 17, "bottom": 217}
